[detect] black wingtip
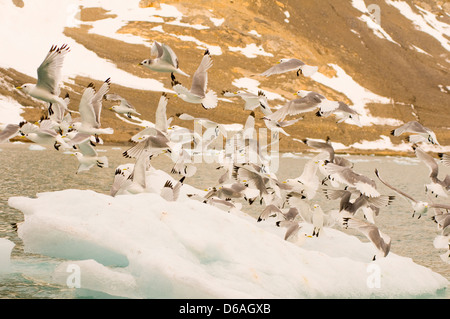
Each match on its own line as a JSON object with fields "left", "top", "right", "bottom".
{"left": 315, "top": 110, "right": 322, "bottom": 117}
{"left": 204, "top": 48, "right": 210, "bottom": 56}
{"left": 390, "top": 129, "right": 395, "bottom": 136}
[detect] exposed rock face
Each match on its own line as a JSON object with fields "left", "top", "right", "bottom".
{"left": 2, "top": 0, "right": 449, "bottom": 154}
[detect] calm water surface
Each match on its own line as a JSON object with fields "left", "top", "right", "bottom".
{"left": 0, "top": 143, "right": 449, "bottom": 298}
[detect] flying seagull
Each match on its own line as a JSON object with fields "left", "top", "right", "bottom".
{"left": 105, "top": 93, "right": 141, "bottom": 118}
{"left": 413, "top": 146, "right": 450, "bottom": 198}
{"left": 16, "top": 44, "right": 70, "bottom": 121}
{"left": 139, "top": 41, "right": 189, "bottom": 78}
{"left": 260, "top": 58, "right": 318, "bottom": 77}
{"left": 342, "top": 216, "right": 391, "bottom": 261}
{"left": 70, "top": 78, "right": 114, "bottom": 136}
{"left": 375, "top": 169, "right": 450, "bottom": 218}
{"left": 390, "top": 121, "right": 439, "bottom": 145}
{"left": 172, "top": 49, "right": 218, "bottom": 109}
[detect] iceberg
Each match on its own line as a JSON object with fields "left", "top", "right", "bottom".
{"left": 8, "top": 169, "right": 448, "bottom": 298}
{"left": 0, "top": 238, "right": 15, "bottom": 274}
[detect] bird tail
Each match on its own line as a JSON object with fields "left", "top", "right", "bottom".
{"left": 301, "top": 65, "right": 318, "bottom": 77}
{"left": 99, "top": 127, "right": 114, "bottom": 135}
{"left": 176, "top": 69, "right": 190, "bottom": 77}
{"left": 201, "top": 90, "right": 218, "bottom": 110}
{"left": 97, "top": 156, "right": 109, "bottom": 168}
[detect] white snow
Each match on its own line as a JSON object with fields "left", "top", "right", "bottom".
{"left": 386, "top": 0, "right": 450, "bottom": 51}
{"left": 0, "top": 238, "right": 15, "bottom": 274}
{"left": 0, "top": 0, "right": 170, "bottom": 92}
{"left": 7, "top": 168, "right": 448, "bottom": 298}
{"left": 248, "top": 30, "right": 262, "bottom": 37}
{"left": 351, "top": 0, "right": 399, "bottom": 45}
{"left": 0, "top": 94, "right": 26, "bottom": 125}
{"left": 411, "top": 45, "right": 433, "bottom": 56}
{"left": 209, "top": 17, "right": 225, "bottom": 27}
{"left": 228, "top": 43, "right": 274, "bottom": 58}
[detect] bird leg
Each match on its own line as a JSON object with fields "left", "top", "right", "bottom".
{"left": 53, "top": 141, "right": 61, "bottom": 151}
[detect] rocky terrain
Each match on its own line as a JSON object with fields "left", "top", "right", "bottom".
{"left": 1, "top": 0, "right": 449, "bottom": 155}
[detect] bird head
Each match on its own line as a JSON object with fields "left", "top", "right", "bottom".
{"left": 139, "top": 59, "right": 152, "bottom": 66}
{"left": 16, "top": 84, "right": 33, "bottom": 94}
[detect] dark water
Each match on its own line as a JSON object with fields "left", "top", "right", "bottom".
{"left": 0, "top": 143, "right": 448, "bottom": 298}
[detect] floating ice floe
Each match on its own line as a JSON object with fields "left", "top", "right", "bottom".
{"left": 7, "top": 168, "right": 449, "bottom": 298}
{"left": 0, "top": 238, "right": 15, "bottom": 274}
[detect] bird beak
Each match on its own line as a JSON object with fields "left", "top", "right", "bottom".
{"left": 138, "top": 62, "right": 142, "bottom": 66}
{"left": 16, "top": 86, "right": 22, "bottom": 90}
{"left": 173, "top": 94, "right": 178, "bottom": 97}
{"left": 293, "top": 93, "right": 297, "bottom": 96}
{"left": 276, "top": 61, "right": 281, "bottom": 64}
{"left": 307, "top": 235, "right": 313, "bottom": 238}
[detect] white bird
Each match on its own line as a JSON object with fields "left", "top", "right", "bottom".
{"left": 70, "top": 79, "right": 114, "bottom": 136}
{"left": 160, "top": 177, "right": 185, "bottom": 202}
{"left": 413, "top": 146, "right": 450, "bottom": 198}
{"left": 104, "top": 93, "right": 141, "bottom": 118}
{"left": 176, "top": 112, "right": 227, "bottom": 138}
{"left": 390, "top": 121, "right": 439, "bottom": 145}
{"left": 19, "top": 120, "right": 69, "bottom": 150}
{"left": 325, "top": 163, "right": 380, "bottom": 198}
{"left": 205, "top": 182, "right": 257, "bottom": 204}
{"left": 264, "top": 90, "right": 327, "bottom": 122}
{"left": 139, "top": 41, "right": 189, "bottom": 77}
{"left": 130, "top": 93, "right": 178, "bottom": 142}
{"left": 316, "top": 101, "right": 362, "bottom": 127}
{"left": 260, "top": 58, "right": 318, "bottom": 77}
{"left": 16, "top": 44, "right": 70, "bottom": 122}
{"left": 0, "top": 123, "right": 21, "bottom": 143}
{"left": 299, "top": 137, "right": 353, "bottom": 168}
{"left": 123, "top": 149, "right": 153, "bottom": 194}
{"left": 170, "top": 148, "right": 197, "bottom": 178}
{"left": 341, "top": 216, "right": 391, "bottom": 260}
{"left": 261, "top": 116, "right": 300, "bottom": 137}
{"left": 222, "top": 90, "right": 272, "bottom": 115}
{"left": 123, "top": 128, "right": 172, "bottom": 159}
{"left": 323, "top": 187, "right": 394, "bottom": 223}
{"left": 311, "top": 204, "right": 326, "bottom": 237}
{"left": 110, "top": 163, "right": 134, "bottom": 197}
{"left": 284, "top": 152, "right": 329, "bottom": 200}
{"left": 172, "top": 49, "right": 218, "bottom": 109}
{"left": 375, "top": 169, "right": 450, "bottom": 218}
{"left": 71, "top": 139, "right": 108, "bottom": 174}
{"left": 438, "top": 153, "right": 450, "bottom": 168}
